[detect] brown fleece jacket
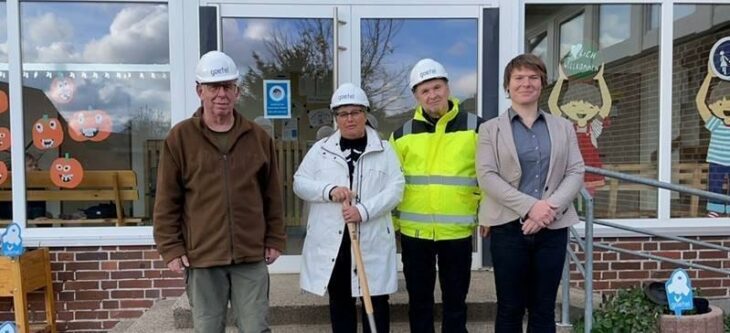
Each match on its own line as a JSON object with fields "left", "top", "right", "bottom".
{"left": 153, "top": 108, "right": 285, "bottom": 268}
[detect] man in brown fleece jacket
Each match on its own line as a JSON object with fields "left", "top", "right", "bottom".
{"left": 153, "top": 50, "right": 285, "bottom": 333}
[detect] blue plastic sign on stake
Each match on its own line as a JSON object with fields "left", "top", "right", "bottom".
{"left": 0, "top": 223, "right": 24, "bottom": 257}
{"left": 0, "top": 322, "right": 17, "bottom": 333}
{"left": 665, "top": 268, "right": 694, "bottom": 318}
{"left": 263, "top": 80, "right": 291, "bottom": 119}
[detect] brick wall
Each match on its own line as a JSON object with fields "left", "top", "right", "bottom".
{"left": 569, "top": 236, "right": 730, "bottom": 297}
{"left": 0, "top": 246, "right": 184, "bottom": 332}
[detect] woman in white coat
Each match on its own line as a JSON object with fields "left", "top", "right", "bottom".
{"left": 294, "top": 83, "right": 404, "bottom": 333}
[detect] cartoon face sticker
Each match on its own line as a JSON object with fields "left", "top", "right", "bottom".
{"left": 50, "top": 156, "right": 84, "bottom": 188}
{"left": 32, "top": 117, "right": 65, "bottom": 150}
{"left": 708, "top": 96, "right": 730, "bottom": 125}
{"left": 0, "top": 90, "right": 7, "bottom": 114}
{"left": 559, "top": 100, "right": 601, "bottom": 128}
{"left": 68, "top": 110, "right": 113, "bottom": 142}
{"left": 48, "top": 77, "right": 76, "bottom": 105}
{"left": 0, "top": 161, "right": 7, "bottom": 186}
{"left": 0, "top": 127, "right": 10, "bottom": 151}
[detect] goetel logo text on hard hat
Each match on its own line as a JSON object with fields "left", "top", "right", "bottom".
{"left": 419, "top": 69, "right": 437, "bottom": 79}
{"left": 210, "top": 66, "right": 230, "bottom": 77}
{"left": 338, "top": 94, "right": 356, "bottom": 102}
{"left": 196, "top": 51, "right": 240, "bottom": 84}
{"left": 330, "top": 83, "right": 370, "bottom": 110}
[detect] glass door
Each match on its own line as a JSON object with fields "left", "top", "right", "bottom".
{"left": 351, "top": 5, "right": 484, "bottom": 269}
{"left": 217, "top": 3, "right": 487, "bottom": 271}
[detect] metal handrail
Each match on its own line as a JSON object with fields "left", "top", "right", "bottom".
{"left": 560, "top": 165, "right": 730, "bottom": 332}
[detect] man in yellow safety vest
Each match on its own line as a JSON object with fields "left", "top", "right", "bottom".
{"left": 390, "top": 58, "right": 484, "bottom": 333}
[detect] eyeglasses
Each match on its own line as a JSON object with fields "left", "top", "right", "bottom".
{"left": 335, "top": 110, "right": 364, "bottom": 119}
{"left": 201, "top": 82, "right": 238, "bottom": 94}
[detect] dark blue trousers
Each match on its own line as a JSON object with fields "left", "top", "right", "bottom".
{"left": 490, "top": 220, "right": 568, "bottom": 333}
{"left": 401, "top": 234, "right": 472, "bottom": 333}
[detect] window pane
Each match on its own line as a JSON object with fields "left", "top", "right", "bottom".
{"left": 529, "top": 32, "right": 548, "bottom": 64}
{"left": 600, "top": 5, "right": 630, "bottom": 49}
{"left": 648, "top": 5, "right": 697, "bottom": 30}
{"left": 672, "top": 4, "right": 730, "bottom": 218}
{"left": 0, "top": 1, "right": 10, "bottom": 222}
{"left": 361, "top": 18, "right": 478, "bottom": 138}
{"left": 222, "top": 17, "right": 334, "bottom": 255}
{"left": 527, "top": 4, "right": 660, "bottom": 219}
{"left": 20, "top": 2, "right": 170, "bottom": 227}
{"left": 560, "top": 13, "right": 584, "bottom": 61}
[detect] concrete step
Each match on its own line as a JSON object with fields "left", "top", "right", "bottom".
{"left": 171, "top": 270, "right": 588, "bottom": 329}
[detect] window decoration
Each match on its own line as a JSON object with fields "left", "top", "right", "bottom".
{"left": 0, "top": 127, "right": 9, "bottom": 151}
{"left": 32, "top": 115, "right": 64, "bottom": 150}
{"left": 67, "top": 109, "right": 112, "bottom": 142}
{"left": 50, "top": 154, "right": 84, "bottom": 189}
{"left": 48, "top": 76, "right": 75, "bottom": 105}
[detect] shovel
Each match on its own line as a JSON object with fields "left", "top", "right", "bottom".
{"left": 344, "top": 201, "right": 377, "bottom": 333}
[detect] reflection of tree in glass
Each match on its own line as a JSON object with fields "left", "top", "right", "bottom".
{"left": 238, "top": 18, "right": 334, "bottom": 120}
{"left": 360, "top": 20, "right": 407, "bottom": 116}
{"left": 130, "top": 104, "right": 169, "bottom": 139}
{"left": 237, "top": 19, "right": 406, "bottom": 122}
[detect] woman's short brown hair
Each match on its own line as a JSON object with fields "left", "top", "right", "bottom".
{"left": 503, "top": 53, "right": 548, "bottom": 92}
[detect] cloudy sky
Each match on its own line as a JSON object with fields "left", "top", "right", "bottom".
{"left": 2, "top": 2, "right": 171, "bottom": 134}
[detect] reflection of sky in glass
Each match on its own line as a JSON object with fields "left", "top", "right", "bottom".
{"left": 560, "top": 13, "right": 584, "bottom": 60}
{"left": 20, "top": 2, "right": 169, "bottom": 64}
{"left": 600, "top": 5, "right": 630, "bottom": 49}
{"left": 367, "top": 18, "right": 477, "bottom": 117}
{"left": 0, "top": 2, "right": 6, "bottom": 63}
{"left": 529, "top": 33, "right": 547, "bottom": 62}
{"left": 650, "top": 5, "right": 696, "bottom": 30}
{"left": 18, "top": 3, "right": 171, "bottom": 134}
{"left": 222, "top": 18, "right": 332, "bottom": 79}
{"left": 222, "top": 17, "right": 477, "bottom": 119}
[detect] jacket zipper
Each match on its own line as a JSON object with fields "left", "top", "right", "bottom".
{"left": 223, "top": 153, "right": 234, "bottom": 262}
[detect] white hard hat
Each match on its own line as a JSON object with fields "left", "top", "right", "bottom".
{"left": 195, "top": 50, "right": 240, "bottom": 83}
{"left": 330, "top": 83, "right": 370, "bottom": 110}
{"left": 409, "top": 58, "right": 448, "bottom": 91}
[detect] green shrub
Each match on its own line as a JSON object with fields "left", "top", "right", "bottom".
{"left": 724, "top": 312, "right": 729, "bottom": 333}
{"left": 573, "top": 287, "right": 664, "bottom": 333}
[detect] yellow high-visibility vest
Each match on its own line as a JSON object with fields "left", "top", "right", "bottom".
{"left": 389, "top": 98, "right": 483, "bottom": 241}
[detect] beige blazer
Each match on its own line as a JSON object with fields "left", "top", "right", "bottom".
{"left": 476, "top": 110, "right": 585, "bottom": 229}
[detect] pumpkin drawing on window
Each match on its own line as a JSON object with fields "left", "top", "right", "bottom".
{"left": 68, "top": 109, "right": 113, "bottom": 142}
{"left": 48, "top": 77, "right": 76, "bottom": 105}
{"left": 0, "top": 90, "right": 7, "bottom": 114}
{"left": 0, "top": 161, "right": 7, "bottom": 186}
{"left": 50, "top": 154, "right": 84, "bottom": 188}
{"left": 32, "top": 115, "right": 65, "bottom": 150}
{"left": 0, "top": 127, "right": 10, "bottom": 151}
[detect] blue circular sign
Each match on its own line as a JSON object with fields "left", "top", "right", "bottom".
{"left": 709, "top": 37, "right": 730, "bottom": 81}
{"left": 268, "top": 85, "right": 285, "bottom": 102}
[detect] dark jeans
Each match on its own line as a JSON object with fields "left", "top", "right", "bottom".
{"left": 490, "top": 220, "right": 568, "bottom": 333}
{"left": 328, "top": 231, "right": 390, "bottom": 333}
{"left": 401, "top": 234, "right": 472, "bottom": 333}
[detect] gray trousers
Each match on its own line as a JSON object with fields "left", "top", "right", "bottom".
{"left": 186, "top": 261, "right": 271, "bottom": 333}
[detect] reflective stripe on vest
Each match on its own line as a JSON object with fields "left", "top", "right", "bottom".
{"left": 395, "top": 211, "right": 476, "bottom": 224}
{"left": 404, "top": 175, "right": 478, "bottom": 187}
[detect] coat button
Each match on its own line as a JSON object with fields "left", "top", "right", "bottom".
{"left": 331, "top": 258, "right": 335, "bottom": 262}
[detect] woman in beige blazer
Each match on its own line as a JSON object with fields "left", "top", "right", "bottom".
{"left": 476, "top": 54, "right": 585, "bottom": 333}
